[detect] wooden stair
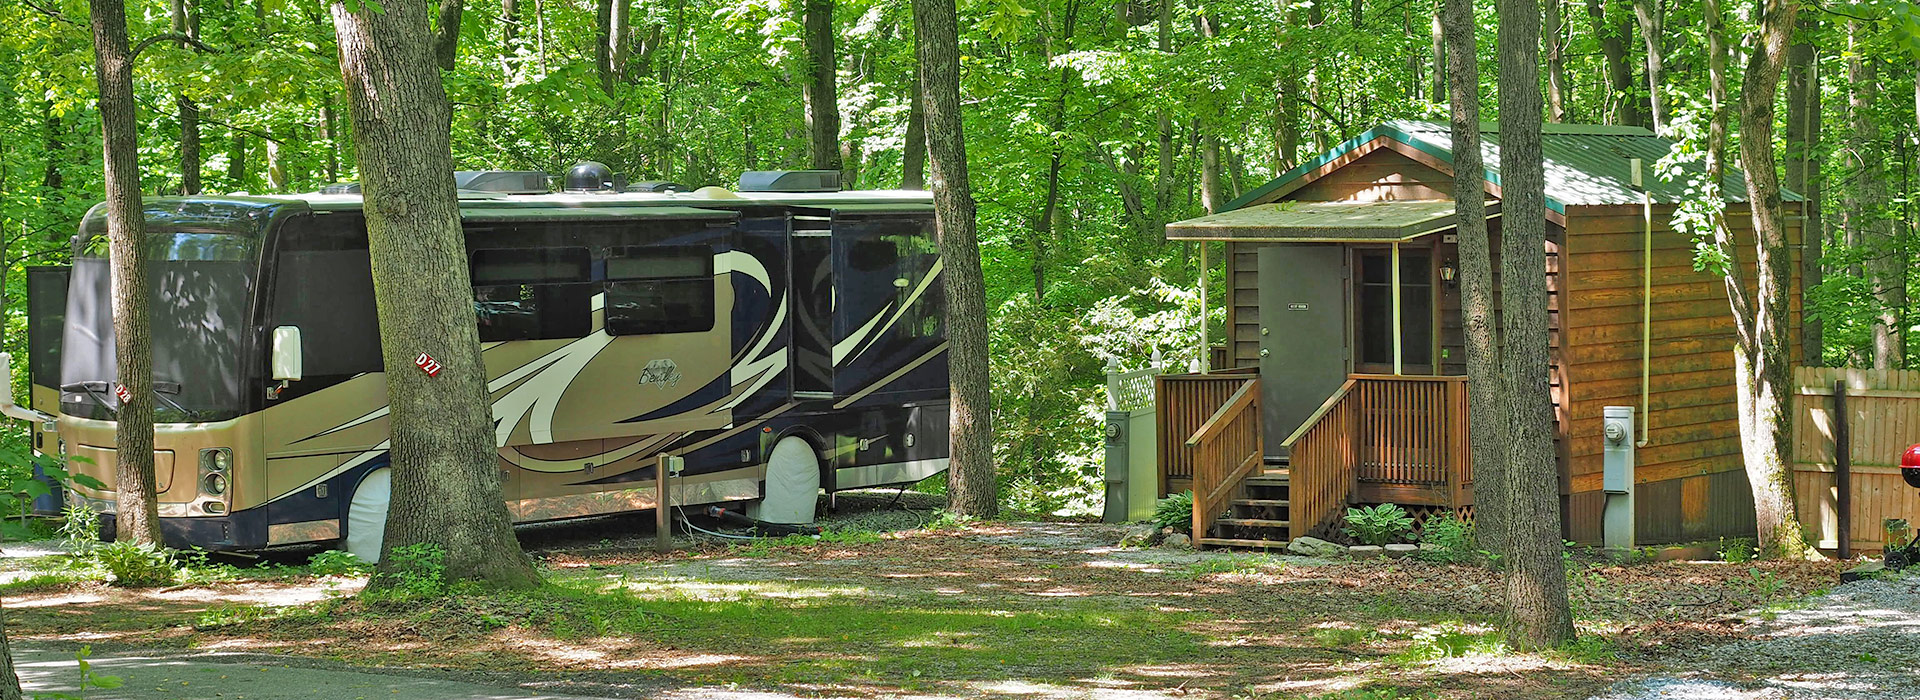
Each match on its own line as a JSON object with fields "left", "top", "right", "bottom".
{"left": 1197, "top": 466, "right": 1294, "bottom": 550}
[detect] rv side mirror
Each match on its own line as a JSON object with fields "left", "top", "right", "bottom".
{"left": 271, "top": 326, "right": 303, "bottom": 381}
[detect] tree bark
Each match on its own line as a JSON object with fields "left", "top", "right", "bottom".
{"left": 804, "top": 0, "right": 843, "bottom": 173}
{"left": 902, "top": 72, "right": 926, "bottom": 189}
{"left": 1545, "top": 0, "right": 1567, "bottom": 122}
{"left": 87, "top": 0, "right": 163, "bottom": 547}
{"left": 595, "top": 0, "right": 614, "bottom": 93}
{"left": 1584, "top": 0, "right": 1639, "bottom": 127}
{"left": 1430, "top": 6, "right": 1446, "bottom": 103}
{"left": 610, "top": 0, "right": 630, "bottom": 83}
{"left": 1630, "top": 0, "right": 1663, "bottom": 132}
{"left": 226, "top": 133, "right": 247, "bottom": 188}
{"left": 1732, "top": 0, "right": 1816, "bottom": 559}
{"left": 913, "top": 0, "right": 997, "bottom": 518}
{"left": 432, "top": 0, "right": 463, "bottom": 71}
{"left": 1442, "top": 0, "right": 1508, "bottom": 561}
{"left": 330, "top": 0, "right": 540, "bottom": 587}
{"left": 1496, "top": 0, "right": 1575, "bottom": 650}
{"left": 1196, "top": 11, "right": 1225, "bottom": 214}
{"left": 1783, "top": 14, "right": 1819, "bottom": 365}
{"left": 172, "top": 0, "right": 201, "bottom": 195}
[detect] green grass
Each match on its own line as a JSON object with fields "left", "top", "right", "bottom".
{"left": 0, "top": 570, "right": 99, "bottom": 595}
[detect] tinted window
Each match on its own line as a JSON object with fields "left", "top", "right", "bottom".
{"left": 271, "top": 213, "right": 382, "bottom": 376}
{"left": 471, "top": 247, "right": 593, "bottom": 341}
{"left": 605, "top": 246, "right": 714, "bottom": 336}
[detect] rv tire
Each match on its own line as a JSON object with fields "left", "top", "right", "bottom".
{"left": 342, "top": 468, "right": 392, "bottom": 564}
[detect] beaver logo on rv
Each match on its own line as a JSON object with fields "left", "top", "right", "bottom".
{"left": 637, "top": 359, "right": 682, "bottom": 388}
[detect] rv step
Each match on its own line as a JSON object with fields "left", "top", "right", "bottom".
{"left": 1231, "top": 499, "right": 1290, "bottom": 507}
{"left": 1216, "top": 518, "right": 1290, "bottom": 529}
{"left": 1198, "top": 536, "right": 1290, "bottom": 548}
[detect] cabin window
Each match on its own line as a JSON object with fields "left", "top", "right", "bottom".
{"left": 604, "top": 245, "right": 715, "bottom": 336}
{"left": 470, "top": 247, "right": 594, "bottom": 341}
{"left": 1357, "top": 250, "right": 1433, "bottom": 370}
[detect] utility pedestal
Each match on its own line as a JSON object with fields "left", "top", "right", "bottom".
{"left": 1602, "top": 406, "right": 1636, "bottom": 554}
{"left": 1103, "top": 412, "right": 1130, "bottom": 523}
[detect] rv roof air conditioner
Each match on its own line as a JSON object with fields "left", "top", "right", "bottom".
{"left": 738, "top": 170, "right": 841, "bottom": 193}
{"left": 455, "top": 171, "right": 550, "bottom": 195}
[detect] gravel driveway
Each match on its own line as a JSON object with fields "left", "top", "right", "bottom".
{"left": 1592, "top": 570, "right": 1920, "bottom": 700}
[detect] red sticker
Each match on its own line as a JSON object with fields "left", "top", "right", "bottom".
{"left": 114, "top": 385, "right": 132, "bottom": 403}
{"left": 414, "top": 353, "right": 443, "bottom": 377}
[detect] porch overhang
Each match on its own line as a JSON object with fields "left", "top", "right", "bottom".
{"left": 1164, "top": 200, "right": 1497, "bottom": 243}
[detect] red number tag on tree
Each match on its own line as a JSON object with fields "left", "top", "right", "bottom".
{"left": 114, "top": 385, "right": 132, "bottom": 403}
{"left": 415, "top": 353, "right": 443, "bottom": 377}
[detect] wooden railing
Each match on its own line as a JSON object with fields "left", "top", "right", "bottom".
{"left": 1186, "top": 379, "right": 1263, "bottom": 540}
{"left": 1283, "top": 374, "right": 1473, "bottom": 538}
{"left": 1154, "top": 369, "right": 1257, "bottom": 495}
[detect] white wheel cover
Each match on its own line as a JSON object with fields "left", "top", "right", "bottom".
{"left": 747, "top": 437, "right": 820, "bottom": 524}
{"left": 344, "top": 468, "right": 391, "bottom": 564}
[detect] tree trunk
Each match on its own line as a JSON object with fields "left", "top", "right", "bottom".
{"left": 1784, "top": 14, "right": 1819, "bottom": 365}
{"left": 1153, "top": 0, "right": 1176, "bottom": 232}
{"left": 433, "top": 0, "right": 463, "bottom": 71}
{"left": 227, "top": 133, "right": 247, "bottom": 188}
{"left": 87, "top": 0, "right": 163, "bottom": 547}
{"left": 1732, "top": 0, "right": 1816, "bottom": 559}
{"left": 502, "top": 0, "right": 518, "bottom": 44}
{"left": 330, "top": 0, "right": 540, "bottom": 588}
{"left": 0, "top": 600, "right": 21, "bottom": 700}
{"left": 1442, "top": 0, "right": 1508, "bottom": 561}
{"left": 1848, "top": 24, "right": 1901, "bottom": 369}
{"left": 266, "top": 130, "right": 290, "bottom": 192}
{"left": 321, "top": 95, "right": 341, "bottom": 183}
{"left": 172, "top": 0, "right": 201, "bottom": 195}
{"left": 913, "top": 0, "right": 997, "bottom": 518}
{"left": 804, "top": 0, "right": 843, "bottom": 173}
{"left": 1631, "top": 0, "right": 1663, "bottom": 132}
{"left": 902, "top": 73, "right": 926, "bottom": 189}
{"left": 1196, "top": 11, "right": 1225, "bottom": 214}
{"left": 1496, "top": 0, "right": 1576, "bottom": 650}
{"left": 610, "top": 0, "right": 630, "bottom": 83}
{"left": 1430, "top": 6, "right": 1445, "bottom": 103}
{"left": 1545, "top": 0, "right": 1567, "bottom": 122}
{"left": 1584, "top": 0, "right": 1639, "bottom": 126}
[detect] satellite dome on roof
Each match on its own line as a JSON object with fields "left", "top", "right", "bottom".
{"left": 563, "top": 161, "right": 616, "bottom": 192}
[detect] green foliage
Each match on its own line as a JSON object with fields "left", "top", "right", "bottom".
{"left": 31, "top": 646, "right": 125, "bottom": 700}
{"left": 1416, "top": 515, "right": 1476, "bottom": 563}
{"left": 1718, "top": 537, "right": 1757, "bottom": 563}
{"left": 1554, "top": 634, "right": 1618, "bottom": 664}
{"left": 1393, "top": 622, "right": 1507, "bottom": 662}
{"left": 364, "top": 543, "right": 449, "bottom": 602}
{"left": 1342, "top": 503, "right": 1415, "bottom": 546}
{"left": 92, "top": 541, "right": 176, "bottom": 588}
{"left": 1152, "top": 491, "right": 1193, "bottom": 533}
{"left": 58, "top": 500, "right": 102, "bottom": 555}
{"left": 308, "top": 550, "right": 371, "bottom": 577}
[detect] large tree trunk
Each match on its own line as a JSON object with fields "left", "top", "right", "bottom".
{"left": 1442, "top": 0, "right": 1508, "bottom": 561}
{"left": 1496, "top": 0, "right": 1575, "bottom": 650}
{"left": 1545, "top": 0, "right": 1568, "bottom": 122}
{"left": 88, "top": 0, "right": 163, "bottom": 547}
{"left": 902, "top": 73, "right": 926, "bottom": 189}
{"left": 804, "top": 0, "right": 843, "bottom": 173}
{"left": 1848, "top": 24, "right": 1901, "bottom": 369}
{"left": 609, "top": 0, "right": 630, "bottom": 83}
{"left": 1584, "top": 0, "right": 1639, "bottom": 126}
{"left": 595, "top": 0, "right": 613, "bottom": 93}
{"left": 330, "top": 0, "right": 540, "bottom": 587}
{"left": 1196, "top": 11, "right": 1225, "bottom": 214}
{"left": 1784, "top": 15, "right": 1820, "bottom": 365}
{"left": 0, "top": 600, "right": 21, "bottom": 700}
{"left": 913, "top": 0, "right": 997, "bottom": 518}
{"left": 1630, "top": 0, "right": 1663, "bottom": 132}
{"left": 172, "top": 0, "right": 201, "bottom": 195}
{"left": 1430, "top": 5, "right": 1446, "bottom": 103}
{"left": 226, "top": 133, "right": 247, "bottom": 188}
{"left": 1732, "top": 0, "right": 1816, "bottom": 559}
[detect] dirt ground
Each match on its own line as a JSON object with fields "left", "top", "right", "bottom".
{"left": 0, "top": 497, "right": 1845, "bottom": 700}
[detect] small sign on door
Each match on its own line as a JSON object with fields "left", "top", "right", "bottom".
{"left": 1288, "top": 303, "right": 1310, "bottom": 311}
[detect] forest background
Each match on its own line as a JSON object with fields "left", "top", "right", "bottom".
{"left": 2, "top": 0, "right": 1915, "bottom": 515}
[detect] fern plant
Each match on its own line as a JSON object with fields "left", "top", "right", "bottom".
{"left": 1341, "top": 503, "right": 1415, "bottom": 546}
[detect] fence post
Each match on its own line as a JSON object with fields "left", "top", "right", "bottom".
{"left": 1833, "top": 380, "right": 1850, "bottom": 559}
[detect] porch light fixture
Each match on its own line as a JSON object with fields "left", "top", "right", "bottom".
{"left": 1439, "top": 261, "right": 1457, "bottom": 287}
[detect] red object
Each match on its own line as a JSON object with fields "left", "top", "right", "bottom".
{"left": 1903, "top": 444, "right": 1920, "bottom": 489}
{"left": 414, "top": 353, "right": 443, "bottom": 377}
{"left": 114, "top": 385, "right": 131, "bottom": 403}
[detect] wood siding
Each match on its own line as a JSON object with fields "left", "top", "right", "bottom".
{"left": 1288, "top": 148, "right": 1456, "bottom": 202}
{"left": 1559, "top": 203, "right": 1804, "bottom": 544}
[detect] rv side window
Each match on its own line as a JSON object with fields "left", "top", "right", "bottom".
{"left": 605, "top": 245, "right": 714, "bottom": 335}
{"left": 471, "top": 247, "right": 593, "bottom": 341}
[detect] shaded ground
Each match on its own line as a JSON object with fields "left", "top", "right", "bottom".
{"left": 0, "top": 496, "right": 1844, "bottom": 699}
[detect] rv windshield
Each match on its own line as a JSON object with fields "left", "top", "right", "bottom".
{"left": 62, "top": 201, "right": 272, "bottom": 423}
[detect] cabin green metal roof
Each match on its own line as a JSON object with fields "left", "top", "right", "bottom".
{"left": 1223, "top": 120, "right": 1805, "bottom": 215}
{"left": 1166, "top": 200, "right": 1492, "bottom": 242}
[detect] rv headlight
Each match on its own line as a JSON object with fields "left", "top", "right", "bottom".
{"left": 202, "top": 472, "right": 228, "bottom": 496}
{"left": 200, "top": 448, "right": 232, "bottom": 473}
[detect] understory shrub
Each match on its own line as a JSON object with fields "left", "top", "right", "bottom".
{"left": 93, "top": 541, "right": 176, "bottom": 587}
{"left": 365, "top": 543, "right": 449, "bottom": 602}
{"left": 308, "top": 549, "right": 370, "bottom": 576}
{"left": 1153, "top": 491, "right": 1193, "bottom": 533}
{"left": 1342, "top": 503, "right": 1415, "bottom": 546}
{"left": 1417, "top": 515, "right": 1476, "bottom": 562}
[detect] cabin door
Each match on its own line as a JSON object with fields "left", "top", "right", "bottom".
{"left": 1256, "top": 245, "right": 1348, "bottom": 459}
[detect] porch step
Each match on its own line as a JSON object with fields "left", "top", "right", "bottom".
{"left": 1216, "top": 518, "right": 1290, "bottom": 529}
{"left": 1245, "top": 475, "right": 1290, "bottom": 487}
{"left": 1231, "top": 499, "right": 1289, "bottom": 507}
{"left": 1197, "top": 537, "right": 1292, "bottom": 550}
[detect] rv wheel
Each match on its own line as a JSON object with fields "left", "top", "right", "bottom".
{"left": 748, "top": 437, "right": 821, "bottom": 525}
{"left": 343, "top": 468, "right": 392, "bottom": 564}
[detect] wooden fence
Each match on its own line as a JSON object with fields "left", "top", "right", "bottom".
{"left": 1791, "top": 366, "right": 1920, "bottom": 553}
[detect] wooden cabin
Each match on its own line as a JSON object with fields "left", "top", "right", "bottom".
{"left": 1159, "top": 121, "right": 1804, "bottom": 549}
